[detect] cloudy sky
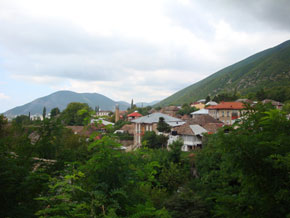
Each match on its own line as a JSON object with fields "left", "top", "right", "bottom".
{"left": 0, "top": 0, "right": 290, "bottom": 112}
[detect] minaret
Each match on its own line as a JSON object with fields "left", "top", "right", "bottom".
{"left": 115, "top": 104, "right": 120, "bottom": 123}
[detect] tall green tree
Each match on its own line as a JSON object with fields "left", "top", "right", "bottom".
{"left": 195, "top": 105, "right": 290, "bottom": 217}
{"left": 157, "top": 117, "right": 171, "bottom": 133}
{"left": 50, "top": 107, "right": 60, "bottom": 118}
{"left": 42, "top": 107, "right": 46, "bottom": 120}
{"left": 61, "top": 102, "right": 92, "bottom": 125}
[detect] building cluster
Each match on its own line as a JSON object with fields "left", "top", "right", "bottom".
{"left": 69, "top": 98, "right": 285, "bottom": 152}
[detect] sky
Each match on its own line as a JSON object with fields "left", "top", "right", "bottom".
{"left": 0, "top": 0, "right": 290, "bottom": 113}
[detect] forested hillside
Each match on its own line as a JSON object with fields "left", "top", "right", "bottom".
{"left": 159, "top": 40, "right": 290, "bottom": 106}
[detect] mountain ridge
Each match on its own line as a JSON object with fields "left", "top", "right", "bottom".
{"left": 3, "top": 91, "right": 155, "bottom": 117}
{"left": 158, "top": 40, "right": 290, "bottom": 106}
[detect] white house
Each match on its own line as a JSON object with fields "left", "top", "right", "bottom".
{"left": 190, "top": 109, "right": 209, "bottom": 118}
{"left": 169, "top": 123, "right": 207, "bottom": 151}
{"left": 91, "top": 118, "right": 114, "bottom": 126}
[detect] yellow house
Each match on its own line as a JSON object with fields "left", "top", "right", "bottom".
{"left": 190, "top": 102, "right": 205, "bottom": 109}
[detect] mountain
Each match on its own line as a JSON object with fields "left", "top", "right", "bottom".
{"left": 135, "top": 100, "right": 160, "bottom": 107}
{"left": 158, "top": 40, "right": 290, "bottom": 106}
{"left": 4, "top": 91, "right": 130, "bottom": 117}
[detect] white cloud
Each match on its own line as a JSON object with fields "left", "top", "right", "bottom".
{"left": 0, "top": 93, "right": 10, "bottom": 100}
{"left": 0, "top": 0, "right": 289, "bottom": 107}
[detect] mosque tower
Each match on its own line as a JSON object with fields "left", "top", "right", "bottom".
{"left": 115, "top": 104, "right": 120, "bottom": 123}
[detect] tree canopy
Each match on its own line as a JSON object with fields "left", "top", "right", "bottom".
{"left": 61, "top": 102, "right": 92, "bottom": 125}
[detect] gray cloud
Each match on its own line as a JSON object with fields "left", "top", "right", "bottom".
{"left": 0, "top": 0, "right": 289, "bottom": 107}
{"left": 0, "top": 15, "right": 211, "bottom": 82}
{"left": 165, "top": 0, "right": 290, "bottom": 35}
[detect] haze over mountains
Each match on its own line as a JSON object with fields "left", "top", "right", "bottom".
{"left": 158, "top": 40, "right": 290, "bottom": 106}
{"left": 3, "top": 91, "right": 159, "bottom": 117}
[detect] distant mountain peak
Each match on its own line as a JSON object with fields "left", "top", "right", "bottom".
{"left": 4, "top": 91, "right": 159, "bottom": 117}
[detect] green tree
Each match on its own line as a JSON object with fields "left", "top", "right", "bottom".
{"left": 205, "top": 95, "right": 210, "bottom": 103}
{"left": 61, "top": 102, "right": 92, "bottom": 125}
{"left": 195, "top": 106, "right": 290, "bottom": 217}
{"left": 177, "top": 103, "right": 197, "bottom": 116}
{"left": 256, "top": 88, "right": 266, "bottom": 101}
{"left": 0, "top": 115, "right": 7, "bottom": 136}
{"left": 168, "top": 139, "right": 183, "bottom": 164}
{"left": 142, "top": 131, "right": 168, "bottom": 149}
{"left": 157, "top": 117, "right": 171, "bottom": 133}
{"left": 42, "top": 106, "right": 46, "bottom": 120}
{"left": 50, "top": 107, "right": 60, "bottom": 118}
{"left": 13, "top": 115, "right": 30, "bottom": 126}
{"left": 282, "top": 102, "right": 290, "bottom": 114}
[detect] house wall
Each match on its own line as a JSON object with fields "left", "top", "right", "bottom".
{"left": 191, "top": 103, "right": 205, "bottom": 109}
{"left": 209, "top": 109, "right": 243, "bottom": 125}
{"left": 168, "top": 134, "right": 203, "bottom": 152}
{"left": 133, "top": 123, "right": 155, "bottom": 146}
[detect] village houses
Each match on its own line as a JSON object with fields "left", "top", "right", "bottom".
{"left": 169, "top": 124, "right": 207, "bottom": 151}
{"left": 131, "top": 112, "right": 185, "bottom": 147}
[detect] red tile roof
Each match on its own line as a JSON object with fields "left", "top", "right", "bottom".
{"left": 207, "top": 102, "right": 244, "bottom": 110}
{"left": 127, "top": 112, "right": 142, "bottom": 117}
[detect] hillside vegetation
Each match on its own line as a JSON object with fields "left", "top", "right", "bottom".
{"left": 1, "top": 103, "right": 289, "bottom": 217}
{"left": 158, "top": 40, "right": 290, "bottom": 106}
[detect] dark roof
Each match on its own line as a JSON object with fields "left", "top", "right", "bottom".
{"left": 262, "top": 99, "right": 283, "bottom": 106}
{"left": 187, "top": 114, "right": 223, "bottom": 126}
{"left": 203, "top": 123, "right": 223, "bottom": 133}
{"left": 162, "top": 106, "right": 179, "bottom": 111}
{"left": 66, "top": 124, "right": 105, "bottom": 137}
{"left": 174, "top": 123, "right": 207, "bottom": 136}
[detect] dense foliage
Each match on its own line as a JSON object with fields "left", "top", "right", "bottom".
{"left": 194, "top": 104, "right": 290, "bottom": 217}
{"left": 157, "top": 117, "right": 171, "bottom": 133}
{"left": 1, "top": 103, "right": 289, "bottom": 217}
{"left": 61, "top": 102, "right": 93, "bottom": 125}
{"left": 177, "top": 103, "right": 197, "bottom": 116}
{"left": 142, "top": 131, "right": 169, "bottom": 149}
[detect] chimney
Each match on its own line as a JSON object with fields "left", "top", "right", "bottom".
{"left": 115, "top": 104, "right": 120, "bottom": 123}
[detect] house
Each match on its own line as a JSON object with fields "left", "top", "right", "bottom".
{"left": 190, "top": 109, "right": 209, "bottom": 118}
{"left": 262, "top": 99, "right": 284, "bottom": 110}
{"left": 127, "top": 111, "right": 142, "bottom": 121}
{"left": 160, "top": 106, "right": 180, "bottom": 117}
{"left": 187, "top": 114, "right": 223, "bottom": 133}
{"left": 67, "top": 122, "right": 108, "bottom": 138}
{"left": 205, "top": 101, "right": 218, "bottom": 106}
{"left": 119, "top": 110, "right": 127, "bottom": 119}
{"left": 120, "top": 124, "right": 135, "bottom": 135}
{"left": 169, "top": 123, "right": 207, "bottom": 151}
{"left": 96, "top": 110, "right": 112, "bottom": 117}
{"left": 190, "top": 102, "right": 205, "bottom": 109}
{"left": 207, "top": 102, "right": 245, "bottom": 125}
{"left": 131, "top": 112, "right": 185, "bottom": 147}
{"left": 236, "top": 99, "right": 253, "bottom": 104}
{"left": 91, "top": 118, "right": 114, "bottom": 126}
